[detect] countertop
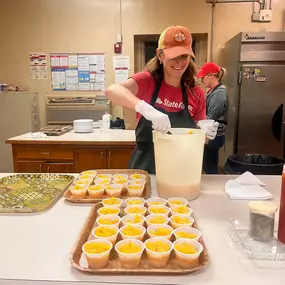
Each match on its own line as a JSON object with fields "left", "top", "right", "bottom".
{"left": 6, "top": 129, "right": 136, "bottom": 145}
{"left": 0, "top": 174, "right": 284, "bottom": 285}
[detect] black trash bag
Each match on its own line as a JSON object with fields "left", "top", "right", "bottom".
{"left": 110, "top": 117, "right": 125, "bottom": 129}
{"left": 223, "top": 154, "right": 285, "bottom": 175}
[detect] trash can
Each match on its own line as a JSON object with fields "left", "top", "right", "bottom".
{"left": 223, "top": 154, "right": 285, "bottom": 175}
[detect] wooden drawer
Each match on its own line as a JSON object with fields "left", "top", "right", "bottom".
{"left": 16, "top": 146, "right": 74, "bottom": 160}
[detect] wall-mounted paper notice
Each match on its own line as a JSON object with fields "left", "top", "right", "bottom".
{"left": 50, "top": 53, "right": 106, "bottom": 91}
{"left": 30, "top": 52, "right": 47, "bottom": 80}
{"left": 113, "top": 56, "right": 130, "bottom": 70}
{"left": 115, "top": 68, "right": 129, "bottom": 83}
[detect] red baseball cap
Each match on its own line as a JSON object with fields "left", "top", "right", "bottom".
{"left": 197, "top": 62, "right": 221, "bottom": 78}
{"left": 158, "top": 25, "right": 195, "bottom": 59}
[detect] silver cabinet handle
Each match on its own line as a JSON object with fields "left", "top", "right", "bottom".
{"left": 108, "top": 152, "right": 112, "bottom": 157}
{"left": 100, "top": 151, "right": 104, "bottom": 158}
{"left": 39, "top": 165, "right": 42, "bottom": 172}
{"left": 47, "top": 167, "right": 50, "bottom": 173}
{"left": 41, "top": 152, "right": 51, "bottom": 155}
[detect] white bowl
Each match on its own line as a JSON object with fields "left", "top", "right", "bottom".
{"left": 73, "top": 119, "right": 94, "bottom": 133}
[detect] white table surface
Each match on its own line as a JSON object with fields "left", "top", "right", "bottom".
{"left": 6, "top": 129, "right": 136, "bottom": 143}
{"left": 0, "top": 174, "right": 284, "bottom": 285}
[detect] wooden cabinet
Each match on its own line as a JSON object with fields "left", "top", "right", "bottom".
{"left": 44, "top": 163, "right": 74, "bottom": 173}
{"left": 11, "top": 143, "right": 135, "bottom": 173}
{"left": 107, "top": 148, "right": 133, "bottom": 169}
{"left": 17, "top": 161, "right": 45, "bottom": 173}
{"left": 16, "top": 146, "right": 73, "bottom": 160}
{"left": 74, "top": 148, "right": 106, "bottom": 172}
{"left": 17, "top": 161, "right": 74, "bottom": 173}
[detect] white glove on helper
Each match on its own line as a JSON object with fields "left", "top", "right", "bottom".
{"left": 197, "top": 121, "right": 219, "bottom": 140}
{"left": 135, "top": 100, "right": 171, "bottom": 133}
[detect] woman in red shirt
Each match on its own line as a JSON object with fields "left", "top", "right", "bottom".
{"left": 106, "top": 25, "right": 218, "bottom": 174}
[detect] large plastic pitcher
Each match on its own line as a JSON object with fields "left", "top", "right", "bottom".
{"left": 153, "top": 128, "right": 205, "bottom": 200}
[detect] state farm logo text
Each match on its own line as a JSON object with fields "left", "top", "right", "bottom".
{"left": 156, "top": 98, "right": 192, "bottom": 111}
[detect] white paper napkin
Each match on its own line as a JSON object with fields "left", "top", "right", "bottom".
{"left": 25, "top": 132, "right": 48, "bottom": 138}
{"left": 225, "top": 172, "right": 272, "bottom": 200}
{"left": 234, "top": 171, "right": 266, "bottom": 186}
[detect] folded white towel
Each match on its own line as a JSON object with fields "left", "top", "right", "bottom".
{"left": 225, "top": 172, "right": 272, "bottom": 200}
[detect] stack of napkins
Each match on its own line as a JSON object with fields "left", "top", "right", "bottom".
{"left": 26, "top": 132, "right": 48, "bottom": 138}
{"left": 225, "top": 171, "right": 273, "bottom": 200}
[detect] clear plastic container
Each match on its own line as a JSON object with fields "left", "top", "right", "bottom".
{"left": 153, "top": 129, "right": 205, "bottom": 200}
{"left": 248, "top": 201, "right": 278, "bottom": 242}
{"left": 227, "top": 218, "right": 285, "bottom": 261}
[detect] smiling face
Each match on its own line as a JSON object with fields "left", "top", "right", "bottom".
{"left": 157, "top": 49, "right": 190, "bottom": 80}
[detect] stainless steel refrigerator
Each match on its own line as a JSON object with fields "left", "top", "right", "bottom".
{"left": 222, "top": 31, "right": 285, "bottom": 164}
{"left": 0, "top": 92, "right": 40, "bottom": 172}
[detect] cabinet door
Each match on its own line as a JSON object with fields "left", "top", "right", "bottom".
{"left": 107, "top": 148, "right": 134, "bottom": 169}
{"left": 74, "top": 148, "right": 106, "bottom": 172}
{"left": 17, "top": 161, "right": 45, "bottom": 173}
{"left": 44, "top": 163, "right": 74, "bottom": 173}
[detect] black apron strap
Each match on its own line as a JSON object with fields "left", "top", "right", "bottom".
{"left": 150, "top": 81, "right": 162, "bottom": 106}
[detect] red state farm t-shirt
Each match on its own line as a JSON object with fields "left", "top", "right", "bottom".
{"left": 131, "top": 71, "right": 206, "bottom": 122}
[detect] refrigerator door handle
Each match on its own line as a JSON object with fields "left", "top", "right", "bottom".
{"left": 271, "top": 104, "right": 283, "bottom": 142}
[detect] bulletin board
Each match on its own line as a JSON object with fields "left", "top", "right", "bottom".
{"left": 50, "top": 53, "right": 106, "bottom": 91}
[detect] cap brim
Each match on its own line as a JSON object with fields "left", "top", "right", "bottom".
{"left": 196, "top": 70, "right": 206, "bottom": 78}
{"left": 163, "top": 46, "right": 195, "bottom": 59}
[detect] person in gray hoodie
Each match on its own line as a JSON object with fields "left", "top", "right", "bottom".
{"left": 197, "top": 62, "right": 228, "bottom": 174}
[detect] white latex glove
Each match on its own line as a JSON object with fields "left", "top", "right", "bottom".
{"left": 135, "top": 100, "right": 171, "bottom": 133}
{"left": 197, "top": 121, "right": 219, "bottom": 140}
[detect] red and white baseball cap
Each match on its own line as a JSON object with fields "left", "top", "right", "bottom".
{"left": 197, "top": 62, "right": 221, "bottom": 78}
{"left": 158, "top": 25, "right": 195, "bottom": 59}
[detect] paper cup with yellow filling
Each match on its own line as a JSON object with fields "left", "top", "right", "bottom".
{"left": 112, "top": 174, "right": 129, "bottom": 180}
{"left": 97, "top": 206, "right": 120, "bottom": 216}
{"left": 174, "top": 227, "right": 201, "bottom": 241}
{"left": 82, "top": 239, "right": 112, "bottom": 269}
{"left": 88, "top": 185, "right": 105, "bottom": 198}
{"left": 102, "top": 197, "right": 123, "bottom": 208}
{"left": 94, "top": 178, "right": 111, "bottom": 186}
{"left": 121, "top": 214, "right": 145, "bottom": 227}
{"left": 125, "top": 197, "right": 145, "bottom": 206}
{"left": 173, "top": 239, "right": 203, "bottom": 269}
{"left": 146, "top": 197, "right": 167, "bottom": 207}
{"left": 115, "top": 239, "right": 145, "bottom": 269}
{"left": 167, "top": 197, "right": 188, "bottom": 207}
{"left": 126, "top": 184, "right": 144, "bottom": 197}
{"left": 145, "top": 237, "right": 173, "bottom": 268}
{"left": 147, "top": 224, "right": 173, "bottom": 240}
{"left": 145, "top": 214, "right": 169, "bottom": 227}
{"left": 170, "top": 205, "right": 193, "bottom": 216}
{"left": 124, "top": 205, "right": 147, "bottom": 216}
{"left": 97, "top": 173, "right": 112, "bottom": 179}
{"left": 104, "top": 184, "right": 123, "bottom": 198}
{"left": 120, "top": 224, "right": 146, "bottom": 241}
{"left": 170, "top": 214, "right": 194, "bottom": 229}
{"left": 78, "top": 174, "right": 95, "bottom": 181}
{"left": 70, "top": 185, "right": 87, "bottom": 199}
{"left": 92, "top": 225, "right": 119, "bottom": 245}
{"left": 81, "top": 170, "right": 97, "bottom": 176}
{"left": 96, "top": 214, "right": 121, "bottom": 228}
{"left": 130, "top": 173, "right": 146, "bottom": 180}
{"left": 148, "top": 205, "right": 170, "bottom": 216}
{"left": 74, "top": 179, "right": 91, "bottom": 187}
{"left": 128, "top": 178, "right": 146, "bottom": 185}
{"left": 113, "top": 178, "right": 128, "bottom": 188}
